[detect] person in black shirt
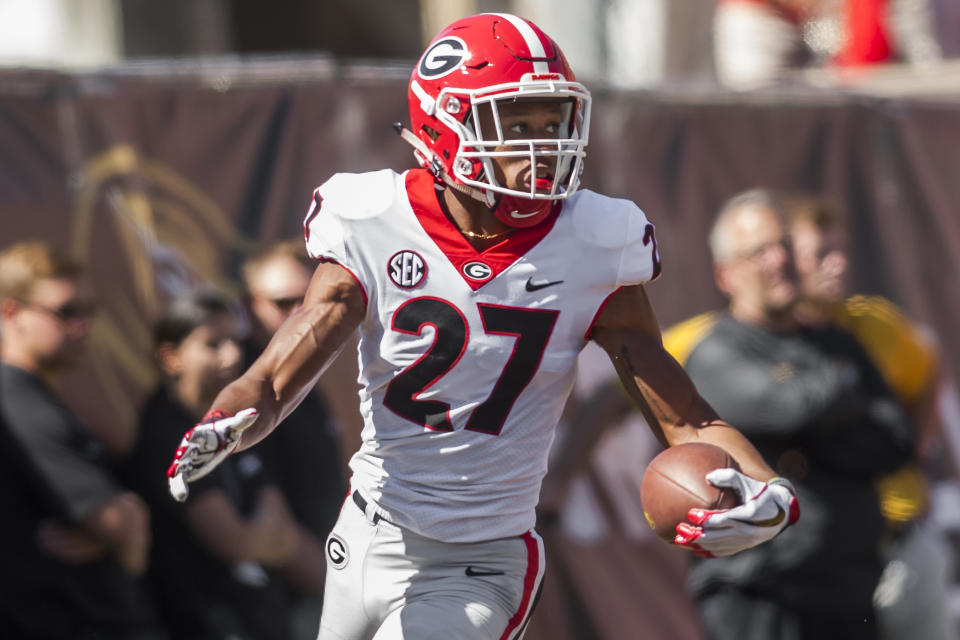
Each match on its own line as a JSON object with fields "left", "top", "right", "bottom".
{"left": 683, "top": 189, "right": 914, "bottom": 640}
{"left": 123, "top": 288, "right": 300, "bottom": 640}
{"left": 0, "top": 241, "right": 162, "bottom": 638}
{"left": 241, "top": 241, "right": 347, "bottom": 639}
{"left": 788, "top": 198, "right": 955, "bottom": 640}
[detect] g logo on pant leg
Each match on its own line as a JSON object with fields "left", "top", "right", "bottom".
{"left": 327, "top": 533, "right": 349, "bottom": 569}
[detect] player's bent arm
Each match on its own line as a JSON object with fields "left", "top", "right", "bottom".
{"left": 266, "top": 489, "right": 327, "bottom": 592}
{"left": 82, "top": 491, "right": 151, "bottom": 575}
{"left": 36, "top": 521, "right": 107, "bottom": 564}
{"left": 592, "top": 286, "right": 798, "bottom": 557}
{"left": 184, "top": 487, "right": 299, "bottom": 567}
{"left": 212, "top": 260, "right": 365, "bottom": 451}
{"left": 590, "top": 285, "right": 777, "bottom": 482}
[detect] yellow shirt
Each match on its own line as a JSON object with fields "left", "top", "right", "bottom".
{"left": 834, "top": 295, "right": 938, "bottom": 524}
{"left": 831, "top": 295, "right": 938, "bottom": 408}
{"left": 662, "top": 311, "right": 720, "bottom": 366}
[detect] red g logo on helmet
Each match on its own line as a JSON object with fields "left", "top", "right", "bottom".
{"left": 418, "top": 37, "right": 468, "bottom": 80}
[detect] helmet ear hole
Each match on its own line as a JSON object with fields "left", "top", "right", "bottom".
{"left": 455, "top": 157, "right": 474, "bottom": 177}
{"left": 443, "top": 97, "right": 463, "bottom": 114}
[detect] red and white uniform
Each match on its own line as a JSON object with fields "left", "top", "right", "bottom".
{"left": 304, "top": 168, "right": 659, "bottom": 543}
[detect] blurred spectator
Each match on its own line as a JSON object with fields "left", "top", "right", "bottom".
{"left": 241, "top": 240, "right": 347, "bottom": 639}
{"left": 664, "top": 189, "right": 914, "bottom": 639}
{"left": 836, "top": 0, "right": 942, "bottom": 67}
{"left": 788, "top": 197, "right": 940, "bottom": 439}
{"left": 789, "top": 196, "right": 956, "bottom": 640}
{"left": 122, "top": 288, "right": 299, "bottom": 640}
{"left": 713, "top": 0, "right": 815, "bottom": 88}
{"left": 0, "top": 240, "right": 163, "bottom": 638}
{"left": 713, "top": 0, "right": 942, "bottom": 89}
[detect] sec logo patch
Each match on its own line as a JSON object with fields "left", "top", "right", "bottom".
{"left": 388, "top": 250, "right": 427, "bottom": 288}
{"left": 326, "top": 533, "right": 349, "bottom": 570}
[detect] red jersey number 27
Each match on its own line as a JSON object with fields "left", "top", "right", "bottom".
{"left": 383, "top": 298, "right": 558, "bottom": 436}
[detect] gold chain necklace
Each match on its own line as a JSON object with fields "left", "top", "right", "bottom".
{"left": 460, "top": 227, "right": 513, "bottom": 241}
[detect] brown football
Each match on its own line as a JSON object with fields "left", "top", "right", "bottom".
{"left": 640, "top": 442, "right": 742, "bottom": 543}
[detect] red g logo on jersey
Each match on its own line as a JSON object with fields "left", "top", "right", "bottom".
{"left": 388, "top": 250, "right": 427, "bottom": 289}
{"left": 462, "top": 261, "right": 494, "bottom": 282}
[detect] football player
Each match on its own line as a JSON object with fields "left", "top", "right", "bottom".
{"left": 167, "top": 13, "right": 800, "bottom": 640}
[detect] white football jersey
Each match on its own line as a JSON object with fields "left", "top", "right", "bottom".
{"left": 304, "top": 169, "right": 660, "bottom": 542}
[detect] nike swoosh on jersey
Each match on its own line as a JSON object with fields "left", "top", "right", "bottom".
{"left": 465, "top": 566, "right": 505, "bottom": 577}
{"left": 730, "top": 506, "right": 786, "bottom": 528}
{"left": 525, "top": 277, "right": 564, "bottom": 292}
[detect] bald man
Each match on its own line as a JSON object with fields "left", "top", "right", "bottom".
{"left": 676, "top": 189, "right": 914, "bottom": 640}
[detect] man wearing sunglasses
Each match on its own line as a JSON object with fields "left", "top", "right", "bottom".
{"left": 0, "top": 240, "right": 162, "bottom": 638}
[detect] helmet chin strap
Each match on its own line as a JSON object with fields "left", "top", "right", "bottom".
{"left": 394, "top": 122, "right": 489, "bottom": 203}
{"left": 447, "top": 177, "right": 491, "bottom": 206}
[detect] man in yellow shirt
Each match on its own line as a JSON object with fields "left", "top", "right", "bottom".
{"left": 788, "top": 198, "right": 940, "bottom": 440}
{"left": 786, "top": 196, "right": 951, "bottom": 640}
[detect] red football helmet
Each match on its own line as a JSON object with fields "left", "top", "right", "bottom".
{"left": 403, "top": 13, "right": 591, "bottom": 227}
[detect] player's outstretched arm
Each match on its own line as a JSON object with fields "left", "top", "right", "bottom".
{"left": 215, "top": 260, "right": 365, "bottom": 448}
{"left": 167, "top": 261, "right": 365, "bottom": 501}
{"left": 591, "top": 285, "right": 798, "bottom": 556}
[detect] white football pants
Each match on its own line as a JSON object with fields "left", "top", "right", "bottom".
{"left": 317, "top": 491, "right": 545, "bottom": 640}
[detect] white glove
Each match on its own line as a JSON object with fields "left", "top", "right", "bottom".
{"left": 675, "top": 470, "right": 799, "bottom": 558}
{"left": 167, "top": 408, "right": 259, "bottom": 502}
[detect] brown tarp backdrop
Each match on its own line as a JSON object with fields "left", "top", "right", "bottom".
{"left": 2, "top": 61, "right": 959, "bottom": 636}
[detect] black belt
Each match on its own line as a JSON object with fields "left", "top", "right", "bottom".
{"left": 352, "top": 491, "right": 389, "bottom": 525}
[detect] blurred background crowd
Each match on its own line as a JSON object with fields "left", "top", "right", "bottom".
{"left": 2, "top": 0, "right": 960, "bottom": 638}
{"left": 1, "top": 0, "right": 959, "bottom": 88}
